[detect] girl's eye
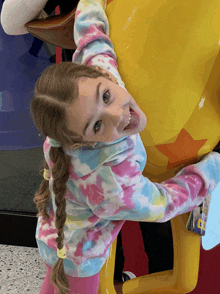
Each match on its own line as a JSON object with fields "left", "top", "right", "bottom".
{"left": 93, "top": 90, "right": 111, "bottom": 134}
{"left": 103, "top": 90, "right": 110, "bottom": 103}
{"left": 94, "top": 121, "right": 102, "bottom": 134}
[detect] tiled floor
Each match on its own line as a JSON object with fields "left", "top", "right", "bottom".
{"left": 0, "top": 244, "right": 47, "bottom": 294}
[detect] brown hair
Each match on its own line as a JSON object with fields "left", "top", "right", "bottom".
{"left": 30, "top": 62, "right": 113, "bottom": 294}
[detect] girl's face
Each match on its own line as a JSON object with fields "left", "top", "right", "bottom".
{"left": 67, "top": 74, "right": 147, "bottom": 143}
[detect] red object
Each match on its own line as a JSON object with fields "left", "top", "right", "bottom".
{"left": 190, "top": 242, "right": 220, "bottom": 294}
{"left": 122, "top": 222, "right": 220, "bottom": 293}
{"left": 55, "top": 7, "right": 62, "bottom": 64}
{"left": 122, "top": 221, "right": 149, "bottom": 277}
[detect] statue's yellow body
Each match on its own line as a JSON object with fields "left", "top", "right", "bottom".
{"left": 106, "top": 0, "right": 220, "bottom": 182}
{"left": 98, "top": 1, "right": 220, "bottom": 293}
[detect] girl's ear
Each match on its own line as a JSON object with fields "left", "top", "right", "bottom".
{"left": 95, "top": 66, "right": 118, "bottom": 84}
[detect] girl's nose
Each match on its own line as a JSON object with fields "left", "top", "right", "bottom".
{"left": 106, "top": 108, "right": 123, "bottom": 127}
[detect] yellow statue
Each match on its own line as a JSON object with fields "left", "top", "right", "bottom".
{"left": 106, "top": 0, "right": 220, "bottom": 183}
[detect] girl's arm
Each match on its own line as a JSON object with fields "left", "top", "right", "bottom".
{"left": 72, "top": 0, "right": 126, "bottom": 89}
{"left": 1, "top": 0, "right": 48, "bottom": 35}
{"left": 75, "top": 137, "right": 220, "bottom": 222}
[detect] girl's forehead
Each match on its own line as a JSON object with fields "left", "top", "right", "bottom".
{"left": 77, "top": 77, "right": 102, "bottom": 93}
{"left": 77, "top": 76, "right": 112, "bottom": 95}
{"left": 78, "top": 75, "right": 106, "bottom": 83}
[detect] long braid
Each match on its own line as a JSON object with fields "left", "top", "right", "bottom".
{"left": 49, "top": 146, "right": 71, "bottom": 294}
{"left": 34, "top": 164, "right": 51, "bottom": 222}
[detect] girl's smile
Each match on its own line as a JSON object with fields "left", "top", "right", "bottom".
{"left": 67, "top": 75, "right": 147, "bottom": 143}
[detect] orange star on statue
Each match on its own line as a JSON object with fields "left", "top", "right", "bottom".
{"left": 156, "top": 129, "right": 207, "bottom": 170}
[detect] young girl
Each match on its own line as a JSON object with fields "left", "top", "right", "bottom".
{"left": 2, "top": 0, "right": 220, "bottom": 293}
{"left": 1, "top": 0, "right": 173, "bottom": 282}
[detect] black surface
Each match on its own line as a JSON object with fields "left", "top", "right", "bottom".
{"left": 0, "top": 146, "right": 45, "bottom": 213}
{"left": 0, "top": 137, "right": 46, "bottom": 248}
{"left": 44, "top": 0, "right": 80, "bottom": 15}
{"left": 0, "top": 211, "right": 38, "bottom": 248}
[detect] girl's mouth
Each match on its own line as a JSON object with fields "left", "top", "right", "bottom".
{"left": 124, "top": 108, "right": 139, "bottom": 131}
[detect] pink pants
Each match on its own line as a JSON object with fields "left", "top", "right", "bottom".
{"left": 39, "top": 263, "right": 100, "bottom": 294}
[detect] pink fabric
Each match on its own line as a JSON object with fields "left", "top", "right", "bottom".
{"left": 39, "top": 263, "right": 100, "bottom": 294}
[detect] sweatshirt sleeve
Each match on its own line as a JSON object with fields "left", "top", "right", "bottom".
{"left": 76, "top": 151, "right": 220, "bottom": 223}
{"left": 1, "top": 0, "right": 48, "bottom": 35}
{"left": 72, "top": 0, "right": 126, "bottom": 88}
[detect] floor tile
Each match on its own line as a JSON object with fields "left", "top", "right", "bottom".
{"left": 0, "top": 244, "right": 47, "bottom": 294}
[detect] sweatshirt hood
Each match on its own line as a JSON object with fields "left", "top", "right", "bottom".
{"left": 44, "top": 134, "right": 139, "bottom": 179}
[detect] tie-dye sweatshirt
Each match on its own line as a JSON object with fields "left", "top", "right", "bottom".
{"left": 35, "top": 0, "right": 220, "bottom": 277}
